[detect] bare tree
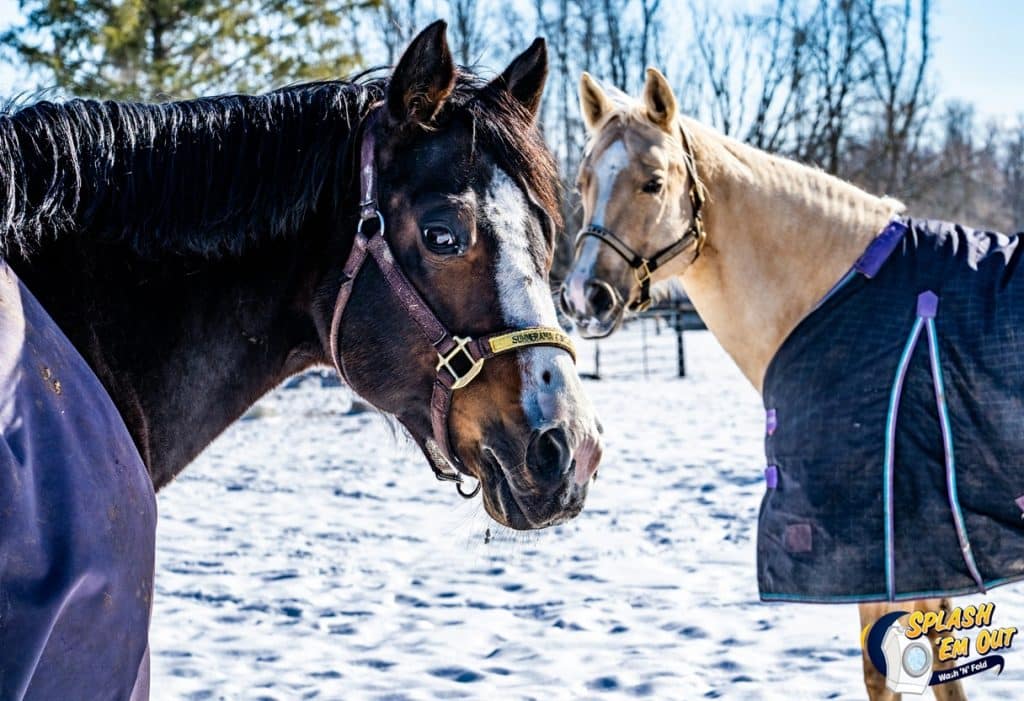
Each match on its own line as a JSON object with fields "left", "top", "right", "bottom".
{"left": 364, "top": 0, "right": 1005, "bottom": 241}
{"left": 601, "top": 0, "right": 630, "bottom": 88}
{"left": 639, "top": 0, "right": 663, "bottom": 77}
{"left": 741, "top": 0, "right": 805, "bottom": 153}
{"left": 375, "top": 0, "right": 420, "bottom": 64}
{"left": 861, "top": 0, "right": 932, "bottom": 195}
{"left": 1003, "top": 121, "right": 1024, "bottom": 232}
{"left": 688, "top": 0, "right": 742, "bottom": 136}
{"left": 803, "top": 0, "right": 867, "bottom": 173}
{"left": 449, "top": 0, "right": 485, "bottom": 65}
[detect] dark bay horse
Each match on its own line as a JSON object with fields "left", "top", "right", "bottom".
{"left": 0, "top": 21, "right": 601, "bottom": 699}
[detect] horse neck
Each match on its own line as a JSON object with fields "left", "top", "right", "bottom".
{"left": 14, "top": 221, "right": 342, "bottom": 489}
{"left": 677, "top": 118, "right": 899, "bottom": 391}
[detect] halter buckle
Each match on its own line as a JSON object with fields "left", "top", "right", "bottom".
{"left": 634, "top": 260, "right": 652, "bottom": 285}
{"left": 634, "top": 297, "right": 653, "bottom": 312}
{"left": 437, "top": 336, "right": 485, "bottom": 390}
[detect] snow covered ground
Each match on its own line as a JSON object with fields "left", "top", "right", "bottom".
{"left": 149, "top": 325, "right": 1024, "bottom": 700}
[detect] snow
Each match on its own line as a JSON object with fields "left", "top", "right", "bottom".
{"left": 150, "top": 325, "right": 1024, "bottom": 700}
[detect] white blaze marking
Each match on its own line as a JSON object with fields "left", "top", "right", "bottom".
{"left": 591, "top": 139, "right": 628, "bottom": 227}
{"left": 566, "top": 139, "right": 628, "bottom": 313}
{"left": 484, "top": 170, "right": 558, "bottom": 329}
{"left": 484, "top": 170, "right": 573, "bottom": 425}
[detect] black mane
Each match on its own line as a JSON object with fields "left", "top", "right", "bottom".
{"left": 0, "top": 72, "right": 559, "bottom": 259}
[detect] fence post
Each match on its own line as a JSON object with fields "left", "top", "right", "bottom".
{"left": 594, "top": 343, "right": 601, "bottom": 380}
{"left": 641, "top": 317, "right": 649, "bottom": 379}
{"left": 675, "top": 310, "right": 686, "bottom": 378}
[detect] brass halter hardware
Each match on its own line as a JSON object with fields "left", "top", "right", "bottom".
{"left": 575, "top": 123, "right": 707, "bottom": 312}
{"left": 436, "top": 336, "right": 485, "bottom": 390}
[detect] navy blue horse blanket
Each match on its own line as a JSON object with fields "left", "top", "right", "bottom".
{"left": 0, "top": 260, "right": 155, "bottom": 699}
{"left": 760, "top": 218, "right": 1024, "bottom": 603}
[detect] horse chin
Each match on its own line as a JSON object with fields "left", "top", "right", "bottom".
{"left": 576, "top": 310, "right": 625, "bottom": 340}
{"left": 415, "top": 435, "right": 589, "bottom": 531}
{"left": 474, "top": 446, "right": 587, "bottom": 531}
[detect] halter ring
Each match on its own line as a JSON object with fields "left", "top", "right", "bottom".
{"left": 356, "top": 210, "right": 385, "bottom": 236}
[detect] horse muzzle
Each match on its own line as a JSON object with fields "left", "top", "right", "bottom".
{"left": 474, "top": 350, "right": 603, "bottom": 530}
{"left": 559, "top": 277, "right": 625, "bottom": 339}
{"left": 478, "top": 428, "right": 602, "bottom": 530}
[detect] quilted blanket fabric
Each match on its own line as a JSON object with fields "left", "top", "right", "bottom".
{"left": 0, "top": 260, "right": 156, "bottom": 699}
{"left": 760, "top": 218, "right": 1024, "bottom": 603}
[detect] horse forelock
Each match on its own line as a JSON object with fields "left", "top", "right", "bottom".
{"left": 458, "top": 76, "right": 561, "bottom": 236}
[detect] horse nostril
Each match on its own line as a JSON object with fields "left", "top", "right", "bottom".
{"left": 541, "top": 369, "right": 552, "bottom": 385}
{"left": 527, "top": 426, "right": 571, "bottom": 483}
{"left": 585, "top": 280, "right": 617, "bottom": 320}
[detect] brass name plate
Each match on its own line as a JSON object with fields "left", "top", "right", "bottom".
{"left": 488, "top": 327, "right": 576, "bottom": 361}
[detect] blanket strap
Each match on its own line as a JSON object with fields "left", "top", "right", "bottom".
{"left": 883, "top": 290, "right": 985, "bottom": 600}
{"left": 919, "top": 291, "right": 986, "bottom": 594}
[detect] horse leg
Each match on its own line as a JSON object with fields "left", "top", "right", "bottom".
{"left": 859, "top": 602, "right": 901, "bottom": 701}
{"left": 924, "top": 598, "right": 967, "bottom": 701}
{"left": 858, "top": 600, "right": 969, "bottom": 701}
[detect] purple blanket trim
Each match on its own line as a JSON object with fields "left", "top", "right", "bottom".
{"left": 765, "top": 465, "right": 779, "bottom": 489}
{"left": 854, "top": 219, "right": 908, "bottom": 278}
{"left": 917, "top": 290, "right": 938, "bottom": 319}
{"left": 766, "top": 408, "right": 777, "bottom": 436}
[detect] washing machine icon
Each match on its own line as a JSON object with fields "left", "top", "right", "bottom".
{"left": 881, "top": 620, "right": 934, "bottom": 695}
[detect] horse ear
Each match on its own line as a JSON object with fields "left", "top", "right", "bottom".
{"left": 388, "top": 20, "right": 456, "bottom": 125}
{"left": 579, "top": 72, "right": 613, "bottom": 131}
{"left": 642, "top": 67, "right": 677, "bottom": 133}
{"left": 488, "top": 38, "right": 548, "bottom": 120}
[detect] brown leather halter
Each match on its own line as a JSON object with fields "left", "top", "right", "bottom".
{"left": 574, "top": 123, "right": 707, "bottom": 312}
{"left": 328, "top": 108, "right": 576, "bottom": 498}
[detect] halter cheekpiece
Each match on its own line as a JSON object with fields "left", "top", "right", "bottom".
{"left": 328, "top": 107, "right": 576, "bottom": 498}
{"left": 574, "top": 123, "right": 707, "bottom": 312}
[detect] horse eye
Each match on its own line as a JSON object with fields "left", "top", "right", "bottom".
{"left": 642, "top": 178, "right": 663, "bottom": 194}
{"left": 422, "top": 225, "right": 460, "bottom": 254}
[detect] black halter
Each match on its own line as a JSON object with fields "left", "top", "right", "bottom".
{"left": 574, "top": 124, "right": 707, "bottom": 312}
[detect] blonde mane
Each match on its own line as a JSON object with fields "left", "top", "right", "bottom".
{"left": 584, "top": 79, "right": 903, "bottom": 220}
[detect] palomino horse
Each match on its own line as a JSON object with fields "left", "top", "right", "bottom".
{"left": 0, "top": 22, "right": 602, "bottom": 699}
{"left": 560, "top": 69, "right": 972, "bottom": 700}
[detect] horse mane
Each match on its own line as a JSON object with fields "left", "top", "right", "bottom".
{"left": 0, "top": 71, "right": 559, "bottom": 259}
{"left": 583, "top": 77, "right": 905, "bottom": 218}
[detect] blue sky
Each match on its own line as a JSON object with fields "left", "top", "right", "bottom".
{"left": 928, "top": 0, "right": 1022, "bottom": 119}
{"left": 0, "top": 0, "right": 1019, "bottom": 119}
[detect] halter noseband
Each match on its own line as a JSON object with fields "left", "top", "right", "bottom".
{"left": 574, "top": 124, "right": 707, "bottom": 312}
{"left": 328, "top": 108, "right": 576, "bottom": 498}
